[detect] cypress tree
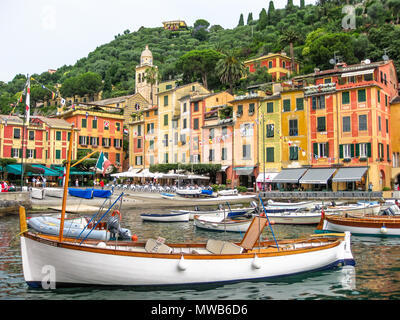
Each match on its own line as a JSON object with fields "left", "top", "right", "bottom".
{"left": 257, "top": 8, "right": 268, "bottom": 30}
{"left": 267, "top": 1, "right": 276, "bottom": 25}
{"left": 238, "top": 13, "right": 244, "bottom": 26}
{"left": 247, "top": 12, "right": 253, "bottom": 25}
{"left": 300, "top": 0, "right": 305, "bottom": 8}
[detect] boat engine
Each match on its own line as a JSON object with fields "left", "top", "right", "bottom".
{"left": 106, "top": 215, "right": 133, "bottom": 240}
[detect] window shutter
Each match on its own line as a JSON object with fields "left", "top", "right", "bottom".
{"left": 313, "top": 143, "right": 318, "bottom": 157}
{"left": 312, "top": 97, "right": 316, "bottom": 110}
{"left": 355, "top": 144, "right": 360, "bottom": 157}
{"left": 326, "top": 142, "right": 329, "bottom": 157}
{"left": 350, "top": 144, "right": 355, "bottom": 158}
{"left": 20, "top": 148, "right": 23, "bottom": 158}
{"left": 339, "top": 145, "right": 343, "bottom": 159}
{"left": 34, "top": 149, "right": 37, "bottom": 159}
{"left": 367, "top": 143, "right": 372, "bottom": 157}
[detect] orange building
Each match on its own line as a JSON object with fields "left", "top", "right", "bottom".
{"left": 244, "top": 52, "right": 300, "bottom": 81}
{"left": 59, "top": 105, "right": 125, "bottom": 172}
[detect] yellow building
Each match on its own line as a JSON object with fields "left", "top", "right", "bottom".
{"left": 157, "top": 82, "right": 209, "bottom": 164}
{"left": 258, "top": 90, "right": 282, "bottom": 190}
{"left": 280, "top": 88, "right": 308, "bottom": 169}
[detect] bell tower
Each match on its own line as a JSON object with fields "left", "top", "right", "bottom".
{"left": 135, "top": 45, "right": 158, "bottom": 105}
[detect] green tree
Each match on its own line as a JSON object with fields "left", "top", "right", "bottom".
{"left": 279, "top": 27, "right": 301, "bottom": 73}
{"left": 257, "top": 8, "right": 268, "bottom": 30}
{"left": 387, "top": 0, "right": 400, "bottom": 23}
{"left": 144, "top": 66, "right": 160, "bottom": 106}
{"left": 176, "top": 49, "right": 224, "bottom": 89}
{"left": 215, "top": 50, "right": 247, "bottom": 94}
{"left": 247, "top": 13, "right": 254, "bottom": 25}
{"left": 193, "top": 19, "right": 210, "bottom": 41}
{"left": 238, "top": 14, "right": 244, "bottom": 26}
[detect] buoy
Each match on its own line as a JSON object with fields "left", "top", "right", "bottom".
{"left": 252, "top": 255, "right": 261, "bottom": 269}
{"left": 131, "top": 234, "right": 138, "bottom": 242}
{"left": 97, "top": 242, "right": 107, "bottom": 248}
{"left": 270, "top": 220, "right": 275, "bottom": 225}
{"left": 380, "top": 226, "right": 388, "bottom": 234}
{"left": 178, "top": 255, "right": 188, "bottom": 271}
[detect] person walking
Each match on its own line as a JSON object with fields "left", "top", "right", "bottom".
{"left": 100, "top": 180, "right": 104, "bottom": 190}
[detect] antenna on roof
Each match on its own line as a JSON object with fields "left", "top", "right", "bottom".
{"left": 382, "top": 48, "right": 389, "bottom": 61}
{"left": 329, "top": 51, "right": 341, "bottom": 65}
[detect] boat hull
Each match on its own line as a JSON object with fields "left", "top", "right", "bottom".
{"left": 266, "top": 212, "right": 325, "bottom": 225}
{"left": 194, "top": 216, "right": 252, "bottom": 232}
{"left": 20, "top": 233, "right": 354, "bottom": 288}
{"left": 140, "top": 212, "right": 190, "bottom": 222}
{"left": 325, "top": 204, "right": 381, "bottom": 215}
{"left": 319, "top": 216, "right": 400, "bottom": 236}
{"left": 175, "top": 208, "right": 253, "bottom": 220}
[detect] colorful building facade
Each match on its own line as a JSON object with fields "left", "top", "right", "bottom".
{"left": 0, "top": 115, "right": 77, "bottom": 166}
{"left": 59, "top": 105, "right": 125, "bottom": 172}
{"left": 244, "top": 52, "right": 300, "bottom": 81}
{"left": 302, "top": 60, "right": 398, "bottom": 191}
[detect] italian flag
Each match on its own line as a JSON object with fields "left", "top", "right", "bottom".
{"left": 96, "top": 151, "right": 112, "bottom": 176}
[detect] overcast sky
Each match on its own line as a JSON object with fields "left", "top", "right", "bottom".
{"left": 0, "top": 0, "right": 316, "bottom": 83}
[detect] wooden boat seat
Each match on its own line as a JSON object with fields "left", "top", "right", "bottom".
{"left": 145, "top": 239, "right": 173, "bottom": 254}
{"left": 205, "top": 239, "right": 243, "bottom": 254}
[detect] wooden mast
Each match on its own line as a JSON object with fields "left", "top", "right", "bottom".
{"left": 58, "top": 126, "right": 74, "bottom": 242}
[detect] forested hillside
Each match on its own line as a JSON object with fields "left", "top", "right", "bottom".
{"left": 1, "top": 0, "right": 400, "bottom": 115}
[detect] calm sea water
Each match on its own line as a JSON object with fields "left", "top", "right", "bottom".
{"left": 1, "top": 206, "right": 399, "bottom": 301}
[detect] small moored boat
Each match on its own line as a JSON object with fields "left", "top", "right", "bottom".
{"left": 140, "top": 212, "right": 190, "bottom": 222}
{"left": 160, "top": 193, "right": 175, "bottom": 200}
{"left": 193, "top": 214, "right": 252, "bottom": 232}
{"left": 31, "top": 188, "right": 45, "bottom": 200}
{"left": 316, "top": 211, "right": 400, "bottom": 236}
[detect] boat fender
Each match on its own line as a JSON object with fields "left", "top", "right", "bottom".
{"left": 97, "top": 242, "right": 107, "bottom": 248}
{"left": 178, "top": 255, "right": 188, "bottom": 271}
{"left": 380, "top": 226, "right": 388, "bottom": 234}
{"left": 111, "top": 210, "right": 121, "bottom": 220}
{"left": 252, "top": 255, "right": 261, "bottom": 269}
{"left": 131, "top": 234, "right": 138, "bottom": 242}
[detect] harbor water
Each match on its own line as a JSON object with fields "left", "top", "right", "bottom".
{"left": 1, "top": 206, "right": 400, "bottom": 300}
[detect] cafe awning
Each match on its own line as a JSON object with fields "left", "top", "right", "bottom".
{"left": 31, "top": 164, "right": 60, "bottom": 176}
{"left": 233, "top": 166, "right": 255, "bottom": 176}
{"left": 256, "top": 172, "right": 278, "bottom": 183}
{"left": 299, "top": 168, "right": 336, "bottom": 184}
{"left": 272, "top": 168, "right": 308, "bottom": 183}
{"left": 332, "top": 167, "right": 368, "bottom": 182}
{"left": 341, "top": 69, "right": 374, "bottom": 78}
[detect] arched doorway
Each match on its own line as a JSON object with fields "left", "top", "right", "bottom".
{"left": 379, "top": 170, "right": 386, "bottom": 189}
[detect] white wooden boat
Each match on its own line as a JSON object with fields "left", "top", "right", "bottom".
{"left": 173, "top": 207, "right": 254, "bottom": 220}
{"left": 31, "top": 188, "right": 45, "bottom": 200}
{"left": 316, "top": 211, "right": 400, "bottom": 236}
{"left": 266, "top": 200, "right": 315, "bottom": 207}
{"left": 18, "top": 134, "right": 356, "bottom": 288}
{"left": 217, "top": 189, "right": 238, "bottom": 196}
{"left": 266, "top": 210, "right": 339, "bottom": 225}
{"left": 193, "top": 214, "right": 252, "bottom": 232}
{"left": 19, "top": 211, "right": 355, "bottom": 288}
{"left": 44, "top": 187, "right": 64, "bottom": 198}
{"left": 140, "top": 212, "right": 190, "bottom": 222}
{"left": 324, "top": 202, "right": 381, "bottom": 215}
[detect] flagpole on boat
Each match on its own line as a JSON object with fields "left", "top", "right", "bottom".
{"left": 59, "top": 126, "right": 74, "bottom": 243}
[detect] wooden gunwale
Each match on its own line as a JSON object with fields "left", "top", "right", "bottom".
{"left": 325, "top": 216, "right": 400, "bottom": 228}
{"left": 23, "top": 232, "right": 342, "bottom": 260}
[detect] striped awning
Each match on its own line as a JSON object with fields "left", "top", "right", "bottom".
{"left": 332, "top": 167, "right": 368, "bottom": 182}
{"left": 272, "top": 168, "right": 308, "bottom": 183}
{"left": 256, "top": 172, "right": 278, "bottom": 183}
{"left": 299, "top": 168, "right": 336, "bottom": 184}
{"left": 341, "top": 69, "right": 374, "bottom": 77}
{"left": 234, "top": 166, "right": 255, "bottom": 176}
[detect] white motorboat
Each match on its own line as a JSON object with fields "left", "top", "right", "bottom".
{"left": 324, "top": 202, "right": 381, "bottom": 215}
{"left": 193, "top": 214, "right": 252, "bottom": 233}
{"left": 140, "top": 212, "right": 190, "bottom": 222}
{"left": 265, "top": 210, "right": 339, "bottom": 225}
{"left": 217, "top": 189, "right": 238, "bottom": 196}
{"left": 173, "top": 206, "right": 254, "bottom": 220}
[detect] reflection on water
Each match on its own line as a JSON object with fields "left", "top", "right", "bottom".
{"left": 0, "top": 207, "right": 399, "bottom": 300}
